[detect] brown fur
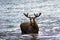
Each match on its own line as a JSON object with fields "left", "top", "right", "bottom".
{"left": 20, "top": 13, "right": 41, "bottom": 34}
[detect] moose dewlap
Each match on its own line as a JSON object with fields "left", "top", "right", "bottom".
{"left": 20, "top": 13, "right": 41, "bottom": 34}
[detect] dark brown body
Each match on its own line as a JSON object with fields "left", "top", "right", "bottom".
{"left": 20, "top": 13, "right": 41, "bottom": 34}
{"left": 20, "top": 22, "right": 39, "bottom": 34}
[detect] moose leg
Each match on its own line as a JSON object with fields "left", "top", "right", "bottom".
{"left": 21, "top": 27, "right": 26, "bottom": 34}
{"left": 32, "top": 27, "right": 39, "bottom": 34}
{"left": 21, "top": 27, "right": 30, "bottom": 34}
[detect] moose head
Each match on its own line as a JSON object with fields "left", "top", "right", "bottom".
{"left": 20, "top": 13, "right": 41, "bottom": 34}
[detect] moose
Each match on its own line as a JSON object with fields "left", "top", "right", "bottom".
{"left": 20, "top": 13, "right": 41, "bottom": 34}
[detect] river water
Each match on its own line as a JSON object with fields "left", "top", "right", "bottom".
{"left": 0, "top": 0, "right": 60, "bottom": 40}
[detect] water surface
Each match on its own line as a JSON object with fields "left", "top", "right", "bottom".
{"left": 0, "top": 0, "right": 60, "bottom": 40}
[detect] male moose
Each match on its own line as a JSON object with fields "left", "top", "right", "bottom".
{"left": 20, "top": 13, "right": 41, "bottom": 34}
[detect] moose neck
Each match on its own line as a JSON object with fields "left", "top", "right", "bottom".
{"left": 30, "top": 19, "right": 37, "bottom": 26}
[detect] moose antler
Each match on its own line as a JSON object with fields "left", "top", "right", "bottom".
{"left": 23, "top": 13, "right": 30, "bottom": 18}
{"left": 24, "top": 13, "right": 41, "bottom": 18}
{"left": 34, "top": 13, "right": 41, "bottom": 18}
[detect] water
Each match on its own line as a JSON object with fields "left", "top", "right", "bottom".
{"left": 0, "top": 0, "right": 60, "bottom": 40}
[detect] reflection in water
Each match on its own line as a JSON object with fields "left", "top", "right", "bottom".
{"left": 31, "top": 34, "right": 37, "bottom": 40}
{"left": 21, "top": 34, "right": 38, "bottom": 40}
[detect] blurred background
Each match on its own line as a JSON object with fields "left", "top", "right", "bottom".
{"left": 0, "top": 0, "right": 60, "bottom": 40}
